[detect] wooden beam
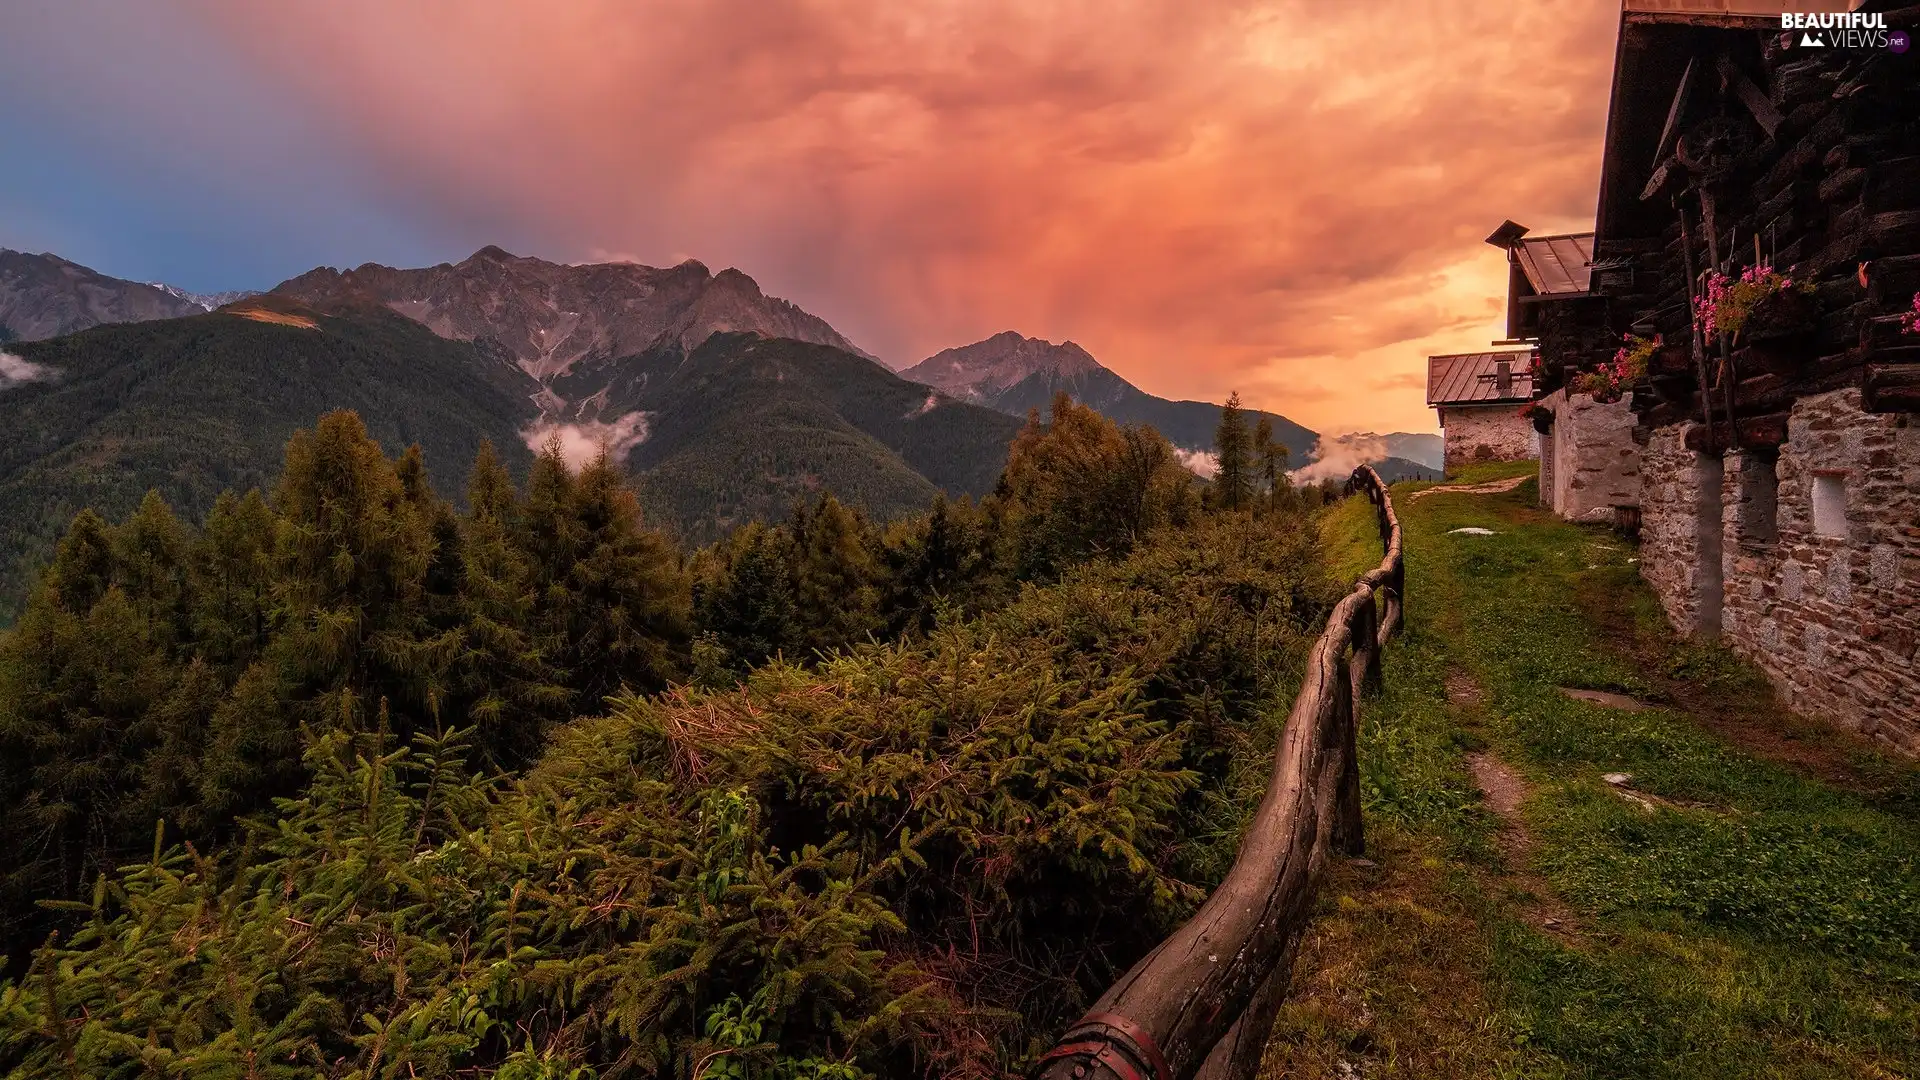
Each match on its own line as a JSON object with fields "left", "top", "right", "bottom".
{"left": 1654, "top": 57, "right": 1696, "bottom": 168}
{"left": 1684, "top": 412, "right": 1790, "bottom": 453}
{"left": 1863, "top": 364, "right": 1920, "bottom": 412}
{"left": 1641, "top": 159, "right": 1676, "bottom": 202}
{"left": 1717, "top": 53, "right": 1782, "bottom": 139}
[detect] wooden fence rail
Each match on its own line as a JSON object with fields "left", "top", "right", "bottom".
{"left": 1032, "top": 465, "right": 1405, "bottom": 1080}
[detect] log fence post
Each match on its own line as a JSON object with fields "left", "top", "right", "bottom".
{"left": 1031, "top": 466, "right": 1403, "bottom": 1080}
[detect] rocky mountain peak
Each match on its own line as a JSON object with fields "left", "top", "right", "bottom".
{"left": 899, "top": 331, "right": 1104, "bottom": 398}
{"left": 269, "top": 248, "right": 877, "bottom": 384}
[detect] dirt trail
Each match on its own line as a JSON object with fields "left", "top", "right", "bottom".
{"left": 1408, "top": 475, "right": 1530, "bottom": 501}
{"left": 1446, "top": 667, "right": 1583, "bottom": 938}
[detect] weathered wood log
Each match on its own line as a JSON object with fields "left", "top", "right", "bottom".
{"left": 1031, "top": 467, "right": 1403, "bottom": 1080}
{"left": 1684, "top": 412, "right": 1790, "bottom": 453}
{"left": 1864, "top": 364, "right": 1920, "bottom": 412}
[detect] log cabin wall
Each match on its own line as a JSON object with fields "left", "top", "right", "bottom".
{"left": 1588, "top": 6, "right": 1920, "bottom": 752}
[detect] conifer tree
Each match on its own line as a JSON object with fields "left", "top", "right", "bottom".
{"left": 1213, "top": 391, "right": 1254, "bottom": 512}
{"left": 0, "top": 498, "right": 214, "bottom": 949}
{"left": 189, "top": 489, "right": 277, "bottom": 670}
{"left": 1252, "top": 415, "right": 1291, "bottom": 514}
{"left": 199, "top": 411, "right": 449, "bottom": 820}
{"left": 450, "top": 442, "right": 567, "bottom": 766}
{"left": 881, "top": 494, "right": 994, "bottom": 636}
{"left": 794, "top": 494, "right": 884, "bottom": 654}
{"left": 525, "top": 443, "right": 690, "bottom": 709}
{"left": 693, "top": 522, "right": 803, "bottom": 671}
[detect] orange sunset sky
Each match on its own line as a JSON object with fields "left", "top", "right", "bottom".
{"left": 6, "top": 0, "right": 1628, "bottom": 435}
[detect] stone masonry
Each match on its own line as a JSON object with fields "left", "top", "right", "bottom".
{"left": 1639, "top": 390, "right": 1920, "bottom": 753}
{"left": 1638, "top": 425, "right": 1720, "bottom": 636}
{"left": 1544, "top": 388, "right": 1641, "bottom": 524}
{"left": 1440, "top": 403, "right": 1537, "bottom": 475}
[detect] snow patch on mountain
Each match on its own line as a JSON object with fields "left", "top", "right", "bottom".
{"left": 149, "top": 283, "right": 259, "bottom": 311}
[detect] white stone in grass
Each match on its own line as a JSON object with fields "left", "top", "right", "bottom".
{"left": 1602, "top": 772, "right": 1633, "bottom": 786}
{"left": 1448, "top": 527, "right": 1497, "bottom": 536}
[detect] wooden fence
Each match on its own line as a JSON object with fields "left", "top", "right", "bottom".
{"left": 1032, "top": 465, "right": 1405, "bottom": 1080}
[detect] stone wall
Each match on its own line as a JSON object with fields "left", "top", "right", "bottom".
{"left": 1640, "top": 390, "right": 1920, "bottom": 753}
{"left": 1545, "top": 388, "right": 1641, "bottom": 523}
{"left": 1639, "top": 425, "right": 1719, "bottom": 635}
{"left": 1440, "top": 404, "right": 1536, "bottom": 475}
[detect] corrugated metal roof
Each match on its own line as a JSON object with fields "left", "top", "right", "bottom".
{"left": 1514, "top": 233, "right": 1595, "bottom": 296}
{"left": 1427, "top": 351, "right": 1536, "bottom": 406}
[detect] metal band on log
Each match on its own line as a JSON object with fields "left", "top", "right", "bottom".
{"left": 1032, "top": 465, "right": 1405, "bottom": 1080}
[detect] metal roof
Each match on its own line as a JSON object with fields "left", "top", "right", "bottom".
{"left": 1427, "top": 351, "right": 1537, "bottom": 407}
{"left": 1514, "top": 233, "right": 1595, "bottom": 296}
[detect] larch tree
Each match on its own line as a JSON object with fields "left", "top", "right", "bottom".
{"left": 1213, "top": 391, "right": 1254, "bottom": 512}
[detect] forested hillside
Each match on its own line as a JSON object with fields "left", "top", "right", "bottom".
{"left": 0, "top": 299, "right": 542, "bottom": 623}
{"left": 0, "top": 394, "right": 1345, "bottom": 1078}
{"left": 561, "top": 333, "right": 1026, "bottom": 544}
{"left": 0, "top": 314, "right": 1024, "bottom": 621}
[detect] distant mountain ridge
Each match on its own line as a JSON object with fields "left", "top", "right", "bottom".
{"left": 149, "top": 283, "right": 259, "bottom": 312}
{"left": 900, "top": 331, "right": 1319, "bottom": 461}
{"left": 0, "top": 249, "right": 206, "bottom": 342}
{"left": 272, "top": 246, "right": 876, "bottom": 382}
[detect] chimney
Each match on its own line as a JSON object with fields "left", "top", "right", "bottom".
{"left": 1496, "top": 358, "right": 1513, "bottom": 392}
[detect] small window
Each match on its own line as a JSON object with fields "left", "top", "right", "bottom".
{"left": 1735, "top": 450, "right": 1779, "bottom": 546}
{"left": 1811, "top": 472, "right": 1847, "bottom": 539}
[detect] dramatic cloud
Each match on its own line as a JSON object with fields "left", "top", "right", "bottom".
{"left": 523, "top": 412, "right": 652, "bottom": 471}
{"left": 0, "top": 351, "right": 54, "bottom": 389}
{"left": 186, "top": 0, "right": 1617, "bottom": 433}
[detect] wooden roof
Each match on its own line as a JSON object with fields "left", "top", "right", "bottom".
{"left": 1427, "top": 350, "right": 1537, "bottom": 407}
{"left": 1514, "top": 233, "right": 1595, "bottom": 296}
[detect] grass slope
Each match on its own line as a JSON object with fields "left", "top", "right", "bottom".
{"left": 1260, "top": 463, "right": 1920, "bottom": 1079}
{"left": 623, "top": 334, "right": 1025, "bottom": 543}
{"left": 0, "top": 298, "right": 541, "bottom": 622}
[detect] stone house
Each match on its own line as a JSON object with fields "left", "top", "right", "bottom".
{"left": 1485, "top": 222, "right": 1646, "bottom": 524}
{"left": 1426, "top": 350, "right": 1539, "bottom": 474}
{"left": 1575, "top": 0, "right": 1919, "bottom": 751}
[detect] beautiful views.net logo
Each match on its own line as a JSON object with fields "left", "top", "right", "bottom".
{"left": 1780, "top": 11, "right": 1907, "bottom": 51}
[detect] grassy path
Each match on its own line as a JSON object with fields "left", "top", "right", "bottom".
{"left": 1260, "top": 465, "right": 1920, "bottom": 1080}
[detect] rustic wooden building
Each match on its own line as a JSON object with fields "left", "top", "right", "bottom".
{"left": 1426, "top": 350, "right": 1539, "bottom": 474}
{"left": 1487, "top": 222, "right": 1646, "bottom": 522}
{"left": 1576, "top": 0, "right": 1919, "bottom": 751}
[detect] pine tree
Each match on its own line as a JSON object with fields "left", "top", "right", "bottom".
{"left": 199, "top": 411, "right": 449, "bottom": 820}
{"left": 0, "top": 498, "right": 214, "bottom": 952}
{"left": 449, "top": 442, "right": 567, "bottom": 767}
{"left": 1252, "top": 415, "right": 1291, "bottom": 514}
{"left": 525, "top": 444, "right": 690, "bottom": 710}
{"left": 189, "top": 490, "right": 277, "bottom": 670}
{"left": 693, "top": 522, "right": 802, "bottom": 671}
{"left": 794, "top": 494, "right": 884, "bottom": 654}
{"left": 1213, "top": 391, "right": 1254, "bottom": 512}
